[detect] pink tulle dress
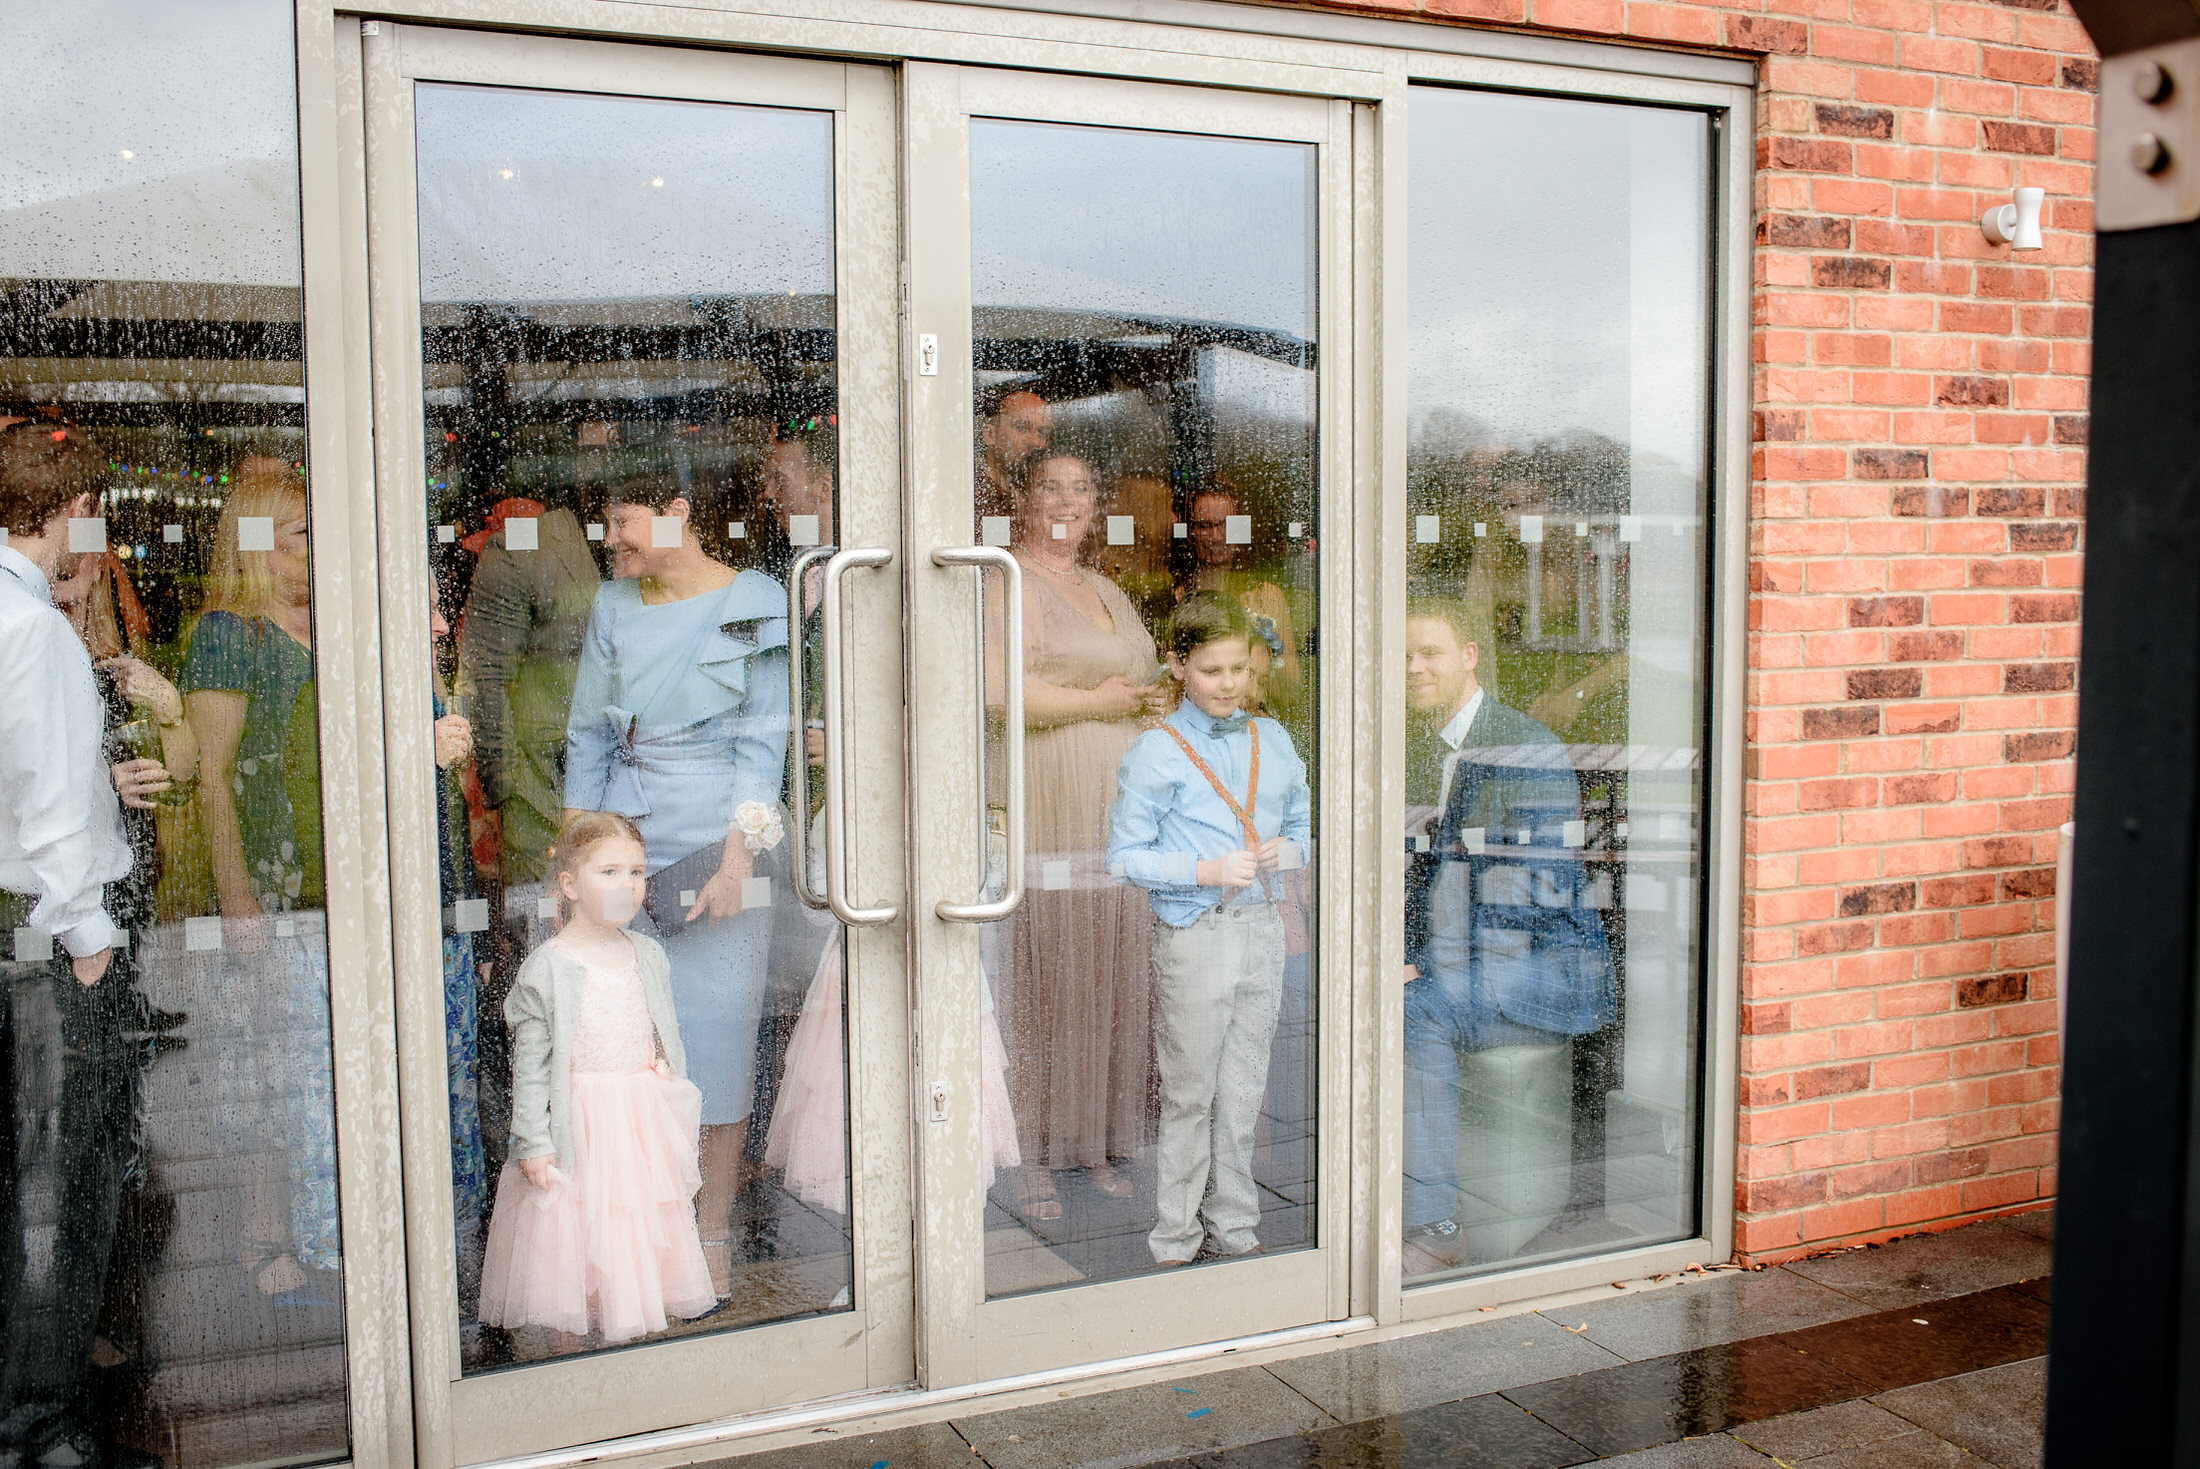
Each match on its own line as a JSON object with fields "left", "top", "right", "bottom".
{"left": 767, "top": 935, "right": 1020, "bottom": 1211}
{"left": 478, "top": 949, "right": 718, "bottom": 1343}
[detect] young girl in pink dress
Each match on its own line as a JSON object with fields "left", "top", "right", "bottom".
{"left": 479, "top": 811, "right": 718, "bottom": 1347}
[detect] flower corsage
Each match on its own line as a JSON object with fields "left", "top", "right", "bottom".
{"left": 732, "top": 801, "right": 786, "bottom": 853}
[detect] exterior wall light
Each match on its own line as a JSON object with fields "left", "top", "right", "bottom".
{"left": 1981, "top": 186, "right": 2046, "bottom": 249}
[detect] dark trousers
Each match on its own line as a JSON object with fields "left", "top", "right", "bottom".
{"left": 0, "top": 917, "right": 141, "bottom": 1451}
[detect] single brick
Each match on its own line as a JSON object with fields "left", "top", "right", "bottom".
{"left": 1887, "top": 772, "right": 1962, "bottom": 803}
{"left": 1814, "top": 256, "right": 1893, "bottom": 289}
{"left": 1758, "top": 408, "right": 1808, "bottom": 441}
{"left": 1795, "top": 1063, "right": 1876, "bottom": 1099}
{"left": 2001, "top": 867, "right": 2057, "bottom": 899}
{"left": 1915, "top": 1148, "right": 1992, "bottom": 1184}
{"left": 1975, "top": 487, "right": 2048, "bottom": 517}
{"left": 2004, "top": 730, "right": 2075, "bottom": 761}
{"left": 1728, "top": 13, "right": 1810, "bottom": 52}
{"left": 1743, "top": 1002, "right": 1794, "bottom": 1035}
{"left": 2009, "top": 523, "right": 2078, "bottom": 552}
{"left": 1892, "top": 486, "right": 1972, "bottom": 517}
{"left": 1803, "top": 705, "right": 1883, "bottom": 738}
{"left": 1957, "top": 973, "right": 2031, "bottom": 1007}
{"left": 1840, "top": 881, "right": 1918, "bottom": 916}
{"left": 2053, "top": 414, "right": 2088, "bottom": 444}
{"left": 2005, "top": 661, "right": 2076, "bottom": 693}
{"left": 1893, "top": 631, "right": 1966, "bottom": 661}
{"left": 1765, "top": 214, "right": 1855, "bottom": 248}
{"left": 1763, "top": 137, "right": 1855, "bottom": 172}
{"left": 2012, "top": 593, "right": 2080, "bottom": 623}
{"left": 1854, "top": 448, "right": 1931, "bottom": 480}
{"left": 2062, "top": 57, "right": 2099, "bottom": 90}
{"left": 1850, "top": 595, "right": 1927, "bottom": 627}
{"left": 1983, "top": 120, "right": 2058, "bottom": 155}
{"left": 1936, "top": 375, "right": 2011, "bottom": 407}
{"left": 1816, "top": 103, "right": 1896, "bottom": 138}
{"left": 1925, "top": 874, "right": 1998, "bottom": 907}
{"left": 1848, "top": 668, "right": 1924, "bottom": 699}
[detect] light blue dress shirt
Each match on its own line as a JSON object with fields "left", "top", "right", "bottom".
{"left": 1108, "top": 703, "right": 1311, "bottom": 928}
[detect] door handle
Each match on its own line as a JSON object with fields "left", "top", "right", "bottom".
{"left": 930, "top": 546, "right": 1024, "bottom": 923}
{"left": 784, "top": 544, "right": 835, "bottom": 913}
{"left": 821, "top": 546, "right": 899, "bottom": 927}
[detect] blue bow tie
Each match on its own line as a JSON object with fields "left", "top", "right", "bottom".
{"left": 1208, "top": 712, "right": 1252, "bottom": 737}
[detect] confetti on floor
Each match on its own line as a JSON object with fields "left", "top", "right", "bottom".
{"left": 1186, "top": 1408, "right": 1213, "bottom": 1419}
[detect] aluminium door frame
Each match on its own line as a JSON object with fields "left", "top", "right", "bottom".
{"left": 290, "top": 2, "right": 1751, "bottom": 1466}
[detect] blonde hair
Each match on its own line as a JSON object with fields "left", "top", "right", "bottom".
{"left": 200, "top": 463, "right": 308, "bottom": 624}
{"left": 548, "top": 810, "right": 647, "bottom": 881}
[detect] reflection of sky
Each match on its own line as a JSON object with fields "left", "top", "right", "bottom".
{"left": 1408, "top": 87, "right": 1708, "bottom": 470}
{"left": 971, "top": 120, "right": 1313, "bottom": 339}
{"left": 0, "top": 0, "right": 301, "bottom": 282}
{"left": 416, "top": 86, "right": 833, "bottom": 303}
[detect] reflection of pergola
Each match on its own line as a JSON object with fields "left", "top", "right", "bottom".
{"left": 975, "top": 304, "right": 1315, "bottom": 489}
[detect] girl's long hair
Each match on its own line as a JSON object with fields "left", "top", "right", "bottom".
{"left": 199, "top": 466, "right": 308, "bottom": 625}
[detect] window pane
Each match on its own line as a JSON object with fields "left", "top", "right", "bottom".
{"left": 969, "top": 120, "right": 1320, "bottom": 1296}
{"left": 1403, "top": 85, "right": 1711, "bottom": 1283}
{"left": 0, "top": 2, "right": 348, "bottom": 1464}
{"left": 412, "top": 83, "right": 852, "bottom": 1370}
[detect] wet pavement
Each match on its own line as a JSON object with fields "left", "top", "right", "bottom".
{"left": 725, "top": 1210, "right": 2052, "bottom": 1469}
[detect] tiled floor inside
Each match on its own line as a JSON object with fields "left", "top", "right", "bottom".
{"left": 723, "top": 1209, "right": 2054, "bottom": 1469}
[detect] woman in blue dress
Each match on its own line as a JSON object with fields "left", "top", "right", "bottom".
{"left": 562, "top": 470, "right": 789, "bottom": 1287}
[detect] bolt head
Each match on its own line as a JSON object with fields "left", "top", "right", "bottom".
{"left": 2134, "top": 132, "right": 2173, "bottom": 175}
{"left": 2135, "top": 59, "right": 2175, "bottom": 104}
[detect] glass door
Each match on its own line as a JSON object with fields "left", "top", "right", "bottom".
{"left": 901, "top": 66, "right": 1359, "bottom": 1382}
{"left": 357, "top": 25, "right": 912, "bottom": 1461}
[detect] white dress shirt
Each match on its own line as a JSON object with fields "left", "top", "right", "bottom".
{"left": 1434, "top": 685, "right": 1486, "bottom": 815}
{"left": 0, "top": 543, "right": 129, "bottom": 957}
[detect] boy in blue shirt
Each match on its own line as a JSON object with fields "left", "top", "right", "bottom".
{"left": 1109, "top": 593, "right": 1311, "bottom": 1265}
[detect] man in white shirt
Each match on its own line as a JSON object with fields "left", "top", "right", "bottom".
{"left": 0, "top": 421, "right": 159, "bottom": 1469}
{"left": 0, "top": 426, "right": 129, "bottom": 983}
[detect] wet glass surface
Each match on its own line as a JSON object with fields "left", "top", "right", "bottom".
{"left": 1, "top": 3, "right": 348, "bottom": 1465}
{"left": 967, "top": 120, "right": 1320, "bottom": 1296}
{"left": 1402, "top": 85, "right": 1714, "bottom": 1284}
{"left": 411, "top": 83, "right": 853, "bottom": 1369}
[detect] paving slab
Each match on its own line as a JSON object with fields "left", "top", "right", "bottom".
{"left": 1875, "top": 1357, "right": 2047, "bottom": 1469}
{"left": 1783, "top": 1223, "right": 2054, "bottom": 1311}
{"left": 1552, "top": 1269, "right": 1877, "bottom": 1362}
{"left": 1139, "top": 1393, "right": 1594, "bottom": 1469}
{"left": 1729, "top": 1398, "right": 1918, "bottom": 1460}
{"left": 1502, "top": 1335, "right": 1868, "bottom": 1457}
{"left": 1264, "top": 1310, "right": 1621, "bottom": 1421}
{"left": 1586, "top": 1435, "right": 1777, "bottom": 1467}
{"left": 951, "top": 1365, "right": 1330, "bottom": 1469}
{"left": 711, "top": 1422, "right": 980, "bottom": 1469}
{"left": 1794, "top": 1430, "right": 1979, "bottom": 1467}
{"left": 1999, "top": 1209, "right": 2054, "bottom": 1243}
{"left": 1771, "top": 1288, "right": 2048, "bottom": 1393}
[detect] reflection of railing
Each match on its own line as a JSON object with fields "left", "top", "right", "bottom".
{"left": 1524, "top": 518, "right": 1626, "bottom": 653}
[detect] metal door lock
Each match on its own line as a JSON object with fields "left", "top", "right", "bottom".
{"left": 930, "top": 1082, "right": 950, "bottom": 1122}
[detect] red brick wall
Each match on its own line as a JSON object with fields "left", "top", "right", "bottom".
{"left": 1260, "top": 0, "right": 2093, "bottom": 1260}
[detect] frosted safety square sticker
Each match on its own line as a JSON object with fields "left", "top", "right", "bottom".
{"left": 164, "top": 524, "right": 184, "bottom": 543}
{"left": 1226, "top": 514, "right": 1251, "bottom": 545}
{"left": 982, "top": 516, "right": 1013, "bottom": 547}
{"left": 788, "top": 515, "right": 820, "bottom": 547}
{"left": 1518, "top": 515, "right": 1544, "bottom": 543}
{"left": 12, "top": 928, "right": 51, "bottom": 963}
{"left": 454, "top": 898, "right": 489, "bottom": 933}
{"left": 185, "top": 916, "right": 224, "bottom": 951}
{"left": 1414, "top": 515, "right": 1440, "bottom": 544}
{"left": 68, "top": 517, "right": 107, "bottom": 552}
{"left": 1107, "top": 515, "right": 1134, "bottom": 545}
{"left": 239, "top": 517, "right": 275, "bottom": 551}
{"left": 1042, "top": 860, "right": 1072, "bottom": 891}
{"left": 650, "top": 515, "right": 682, "bottom": 547}
{"left": 742, "top": 876, "right": 772, "bottom": 909}
{"left": 504, "top": 516, "right": 538, "bottom": 551}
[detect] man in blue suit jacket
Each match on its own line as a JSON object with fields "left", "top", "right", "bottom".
{"left": 1402, "top": 600, "right": 1616, "bottom": 1268}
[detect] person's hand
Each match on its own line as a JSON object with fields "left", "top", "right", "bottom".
{"left": 1197, "top": 849, "right": 1260, "bottom": 889}
{"left": 687, "top": 839, "right": 755, "bottom": 923}
{"left": 434, "top": 713, "right": 472, "bottom": 770}
{"left": 519, "top": 1155, "right": 555, "bottom": 1189}
{"left": 1087, "top": 676, "right": 1145, "bottom": 719}
{"left": 1402, "top": 963, "right": 1422, "bottom": 984}
{"left": 1253, "top": 836, "right": 1292, "bottom": 872}
{"left": 101, "top": 656, "right": 184, "bottom": 725}
{"left": 72, "top": 947, "right": 114, "bottom": 987}
{"left": 112, "top": 757, "right": 171, "bottom": 809}
{"left": 1139, "top": 682, "right": 1174, "bottom": 716}
{"left": 805, "top": 724, "right": 825, "bottom": 767}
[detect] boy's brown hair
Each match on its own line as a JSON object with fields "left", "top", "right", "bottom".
{"left": 1165, "top": 589, "right": 1254, "bottom": 660}
{"left": 0, "top": 422, "right": 106, "bottom": 539}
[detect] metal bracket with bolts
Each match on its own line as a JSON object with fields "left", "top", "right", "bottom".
{"left": 2098, "top": 37, "right": 2200, "bottom": 232}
